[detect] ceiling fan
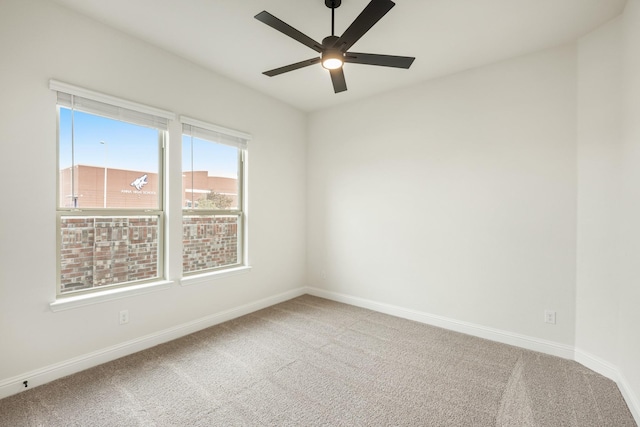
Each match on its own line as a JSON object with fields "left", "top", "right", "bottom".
{"left": 255, "top": 0, "right": 415, "bottom": 93}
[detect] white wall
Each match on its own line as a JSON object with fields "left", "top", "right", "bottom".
{"left": 575, "top": 16, "right": 623, "bottom": 366}
{"left": 307, "top": 45, "right": 578, "bottom": 345}
{"left": 617, "top": 0, "right": 640, "bottom": 412}
{"left": 575, "top": 0, "right": 640, "bottom": 415}
{"left": 0, "top": 0, "right": 306, "bottom": 389}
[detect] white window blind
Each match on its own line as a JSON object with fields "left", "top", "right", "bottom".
{"left": 181, "top": 116, "right": 250, "bottom": 150}
{"left": 50, "top": 80, "right": 175, "bottom": 130}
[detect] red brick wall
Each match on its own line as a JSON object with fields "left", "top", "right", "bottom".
{"left": 183, "top": 216, "right": 239, "bottom": 274}
{"left": 59, "top": 215, "right": 240, "bottom": 293}
{"left": 60, "top": 216, "right": 159, "bottom": 293}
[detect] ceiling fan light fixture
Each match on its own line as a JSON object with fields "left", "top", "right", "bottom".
{"left": 322, "top": 58, "right": 343, "bottom": 70}
{"left": 322, "top": 50, "right": 344, "bottom": 70}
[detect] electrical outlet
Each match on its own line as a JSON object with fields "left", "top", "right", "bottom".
{"left": 544, "top": 310, "right": 556, "bottom": 324}
{"left": 119, "top": 310, "right": 129, "bottom": 325}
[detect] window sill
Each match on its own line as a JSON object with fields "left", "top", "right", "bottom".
{"left": 50, "top": 280, "right": 174, "bottom": 312}
{"left": 180, "top": 266, "right": 252, "bottom": 287}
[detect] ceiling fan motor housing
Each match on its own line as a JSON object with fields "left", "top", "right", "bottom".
{"left": 321, "top": 36, "right": 343, "bottom": 69}
{"left": 322, "top": 35, "right": 340, "bottom": 49}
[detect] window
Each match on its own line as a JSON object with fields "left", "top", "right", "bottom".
{"left": 53, "top": 81, "right": 174, "bottom": 297}
{"left": 181, "top": 117, "right": 249, "bottom": 275}
{"left": 51, "top": 82, "right": 250, "bottom": 303}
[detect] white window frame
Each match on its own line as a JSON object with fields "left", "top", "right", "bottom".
{"left": 180, "top": 116, "right": 250, "bottom": 279}
{"left": 51, "top": 80, "right": 175, "bottom": 299}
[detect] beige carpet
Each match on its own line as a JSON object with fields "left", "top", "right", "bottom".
{"left": 0, "top": 295, "right": 636, "bottom": 426}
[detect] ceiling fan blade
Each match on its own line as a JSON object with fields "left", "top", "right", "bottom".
{"left": 344, "top": 52, "right": 415, "bottom": 68}
{"left": 329, "top": 68, "right": 347, "bottom": 93}
{"left": 332, "top": 0, "right": 395, "bottom": 52}
{"left": 255, "top": 11, "right": 323, "bottom": 53}
{"left": 263, "top": 57, "right": 322, "bottom": 77}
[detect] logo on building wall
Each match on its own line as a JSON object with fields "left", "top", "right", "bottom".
{"left": 130, "top": 174, "right": 148, "bottom": 191}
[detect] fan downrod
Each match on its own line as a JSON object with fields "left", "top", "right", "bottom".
{"left": 325, "top": 0, "right": 341, "bottom": 9}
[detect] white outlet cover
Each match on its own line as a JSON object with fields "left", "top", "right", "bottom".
{"left": 544, "top": 310, "right": 556, "bottom": 324}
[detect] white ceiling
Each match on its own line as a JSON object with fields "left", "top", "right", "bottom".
{"left": 52, "top": 0, "right": 626, "bottom": 112}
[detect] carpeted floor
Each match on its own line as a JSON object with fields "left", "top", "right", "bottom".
{"left": 0, "top": 295, "right": 636, "bottom": 426}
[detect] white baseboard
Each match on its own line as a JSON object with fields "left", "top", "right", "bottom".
{"left": 575, "top": 348, "right": 640, "bottom": 424}
{"left": 306, "top": 287, "right": 575, "bottom": 359}
{"left": 618, "top": 374, "right": 640, "bottom": 425}
{"left": 574, "top": 348, "right": 621, "bottom": 383}
{"left": 0, "top": 287, "right": 306, "bottom": 400}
